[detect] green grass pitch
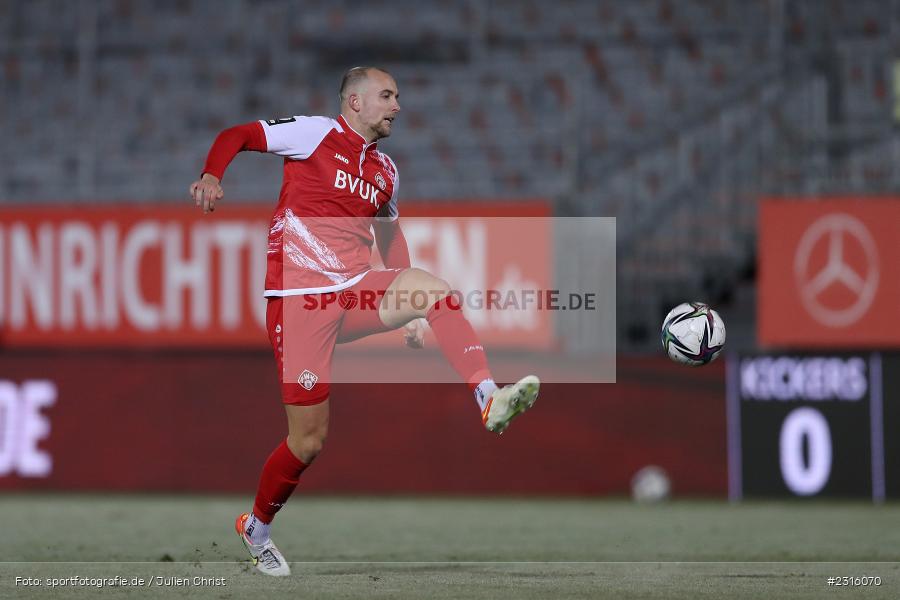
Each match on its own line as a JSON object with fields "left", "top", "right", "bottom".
{"left": 2, "top": 494, "right": 898, "bottom": 599}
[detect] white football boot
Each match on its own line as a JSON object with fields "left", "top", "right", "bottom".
{"left": 235, "top": 513, "right": 291, "bottom": 577}
{"left": 482, "top": 375, "right": 540, "bottom": 434}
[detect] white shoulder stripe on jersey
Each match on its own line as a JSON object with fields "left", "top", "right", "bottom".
{"left": 259, "top": 115, "right": 337, "bottom": 160}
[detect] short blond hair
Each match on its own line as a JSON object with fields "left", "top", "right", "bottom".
{"left": 339, "top": 66, "right": 392, "bottom": 103}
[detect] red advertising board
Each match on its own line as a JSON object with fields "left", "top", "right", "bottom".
{"left": 0, "top": 203, "right": 551, "bottom": 348}
{"left": 758, "top": 199, "right": 900, "bottom": 348}
{"left": 0, "top": 354, "right": 726, "bottom": 496}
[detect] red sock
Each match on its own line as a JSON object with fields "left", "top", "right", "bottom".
{"left": 252, "top": 439, "right": 307, "bottom": 524}
{"left": 426, "top": 296, "right": 493, "bottom": 391}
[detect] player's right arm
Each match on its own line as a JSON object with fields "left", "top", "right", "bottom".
{"left": 190, "top": 121, "right": 267, "bottom": 213}
{"left": 190, "top": 116, "right": 335, "bottom": 213}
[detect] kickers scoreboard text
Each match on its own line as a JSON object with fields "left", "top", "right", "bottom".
{"left": 727, "top": 353, "right": 899, "bottom": 501}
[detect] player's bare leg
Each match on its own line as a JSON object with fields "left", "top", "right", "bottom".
{"left": 284, "top": 401, "right": 330, "bottom": 464}
{"left": 380, "top": 268, "right": 540, "bottom": 433}
{"left": 236, "top": 401, "right": 329, "bottom": 576}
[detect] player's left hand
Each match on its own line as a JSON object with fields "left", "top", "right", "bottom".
{"left": 403, "top": 318, "right": 426, "bottom": 349}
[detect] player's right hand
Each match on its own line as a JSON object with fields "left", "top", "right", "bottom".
{"left": 189, "top": 173, "right": 224, "bottom": 214}
{"left": 403, "top": 318, "right": 426, "bottom": 349}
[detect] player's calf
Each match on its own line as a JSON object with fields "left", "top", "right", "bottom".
{"left": 380, "top": 268, "right": 541, "bottom": 434}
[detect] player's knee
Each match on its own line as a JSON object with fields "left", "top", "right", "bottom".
{"left": 430, "top": 275, "right": 451, "bottom": 298}
{"left": 407, "top": 268, "right": 451, "bottom": 301}
{"left": 403, "top": 268, "right": 450, "bottom": 296}
{"left": 287, "top": 431, "right": 326, "bottom": 464}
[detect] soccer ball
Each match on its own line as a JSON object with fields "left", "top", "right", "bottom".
{"left": 631, "top": 465, "right": 671, "bottom": 503}
{"left": 661, "top": 302, "right": 726, "bottom": 366}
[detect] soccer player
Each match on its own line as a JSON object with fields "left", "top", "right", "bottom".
{"left": 189, "top": 67, "right": 540, "bottom": 576}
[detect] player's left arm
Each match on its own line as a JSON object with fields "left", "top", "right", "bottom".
{"left": 372, "top": 168, "right": 423, "bottom": 348}
{"left": 372, "top": 161, "right": 408, "bottom": 269}
{"left": 374, "top": 216, "right": 423, "bottom": 347}
{"left": 373, "top": 218, "right": 410, "bottom": 270}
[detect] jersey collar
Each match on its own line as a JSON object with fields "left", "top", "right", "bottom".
{"left": 337, "top": 115, "right": 377, "bottom": 151}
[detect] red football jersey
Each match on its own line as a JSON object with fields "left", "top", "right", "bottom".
{"left": 258, "top": 114, "right": 399, "bottom": 295}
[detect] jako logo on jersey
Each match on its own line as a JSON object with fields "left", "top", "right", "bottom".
{"left": 298, "top": 369, "right": 318, "bottom": 390}
{"left": 375, "top": 172, "right": 386, "bottom": 191}
{"left": 334, "top": 170, "right": 381, "bottom": 208}
{"left": 463, "top": 345, "right": 484, "bottom": 354}
{"left": 334, "top": 153, "right": 349, "bottom": 165}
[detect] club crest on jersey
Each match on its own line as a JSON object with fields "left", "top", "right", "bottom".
{"left": 298, "top": 369, "right": 318, "bottom": 391}
{"left": 375, "top": 172, "right": 386, "bottom": 191}
{"left": 375, "top": 152, "right": 397, "bottom": 184}
{"left": 334, "top": 169, "right": 381, "bottom": 209}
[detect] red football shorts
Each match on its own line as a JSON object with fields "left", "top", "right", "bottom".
{"left": 266, "top": 268, "right": 404, "bottom": 405}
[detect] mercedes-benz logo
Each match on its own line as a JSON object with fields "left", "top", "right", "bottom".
{"left": 793, "top": 213, "right": 879, "bottom": 327}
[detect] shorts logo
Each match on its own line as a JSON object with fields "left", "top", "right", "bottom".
{"left": 298, "top": 370, "right": 318, "bottom": 391}
{"left": 375, "top": 172, "right": 386, "bottom": 191}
